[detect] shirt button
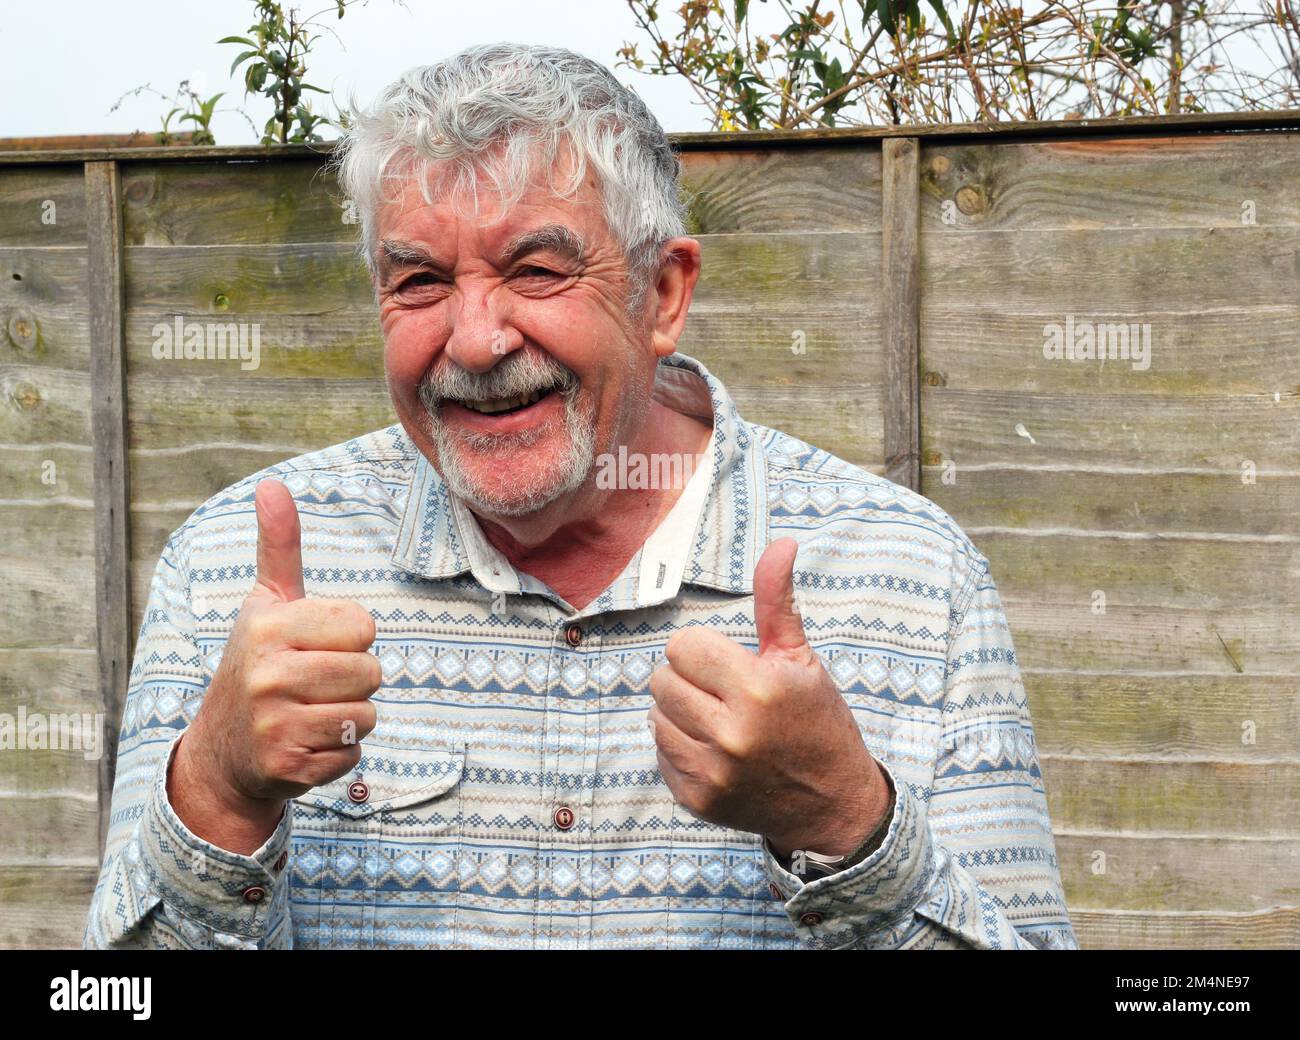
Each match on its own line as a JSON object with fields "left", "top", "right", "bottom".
{"left": 242, "top": 885, "right": 267, "bottom": 904}
{"left": 799, "top": 911, "right": 824, "bottom": 927}
{"left": 553, "top": 805, "right": 576, "bottom": 831}
{"left": 274, "top": 851, "right": 288, "bottom": 873}
{"left": 347, "top": 780, "right": 370, "bottom": 803}
{"left": 564, "top": 623, "right": 583, "bottom": 647}
{"left": 769, "top": 883, "right": 783, "bottom": 900}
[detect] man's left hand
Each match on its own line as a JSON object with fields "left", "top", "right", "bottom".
{"left": 648, "top": 537, "right": 892, "bottom": 858}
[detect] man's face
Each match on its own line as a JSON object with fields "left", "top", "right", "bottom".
{"left": 374, "top": 152, "right": 656, "bottom": 518}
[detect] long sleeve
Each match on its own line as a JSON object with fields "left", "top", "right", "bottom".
{"left": 762, "top": 558, "right": 1078, "bottom": 950}
{"left": 83, "top": 530, "right": 294, "bottom": 950}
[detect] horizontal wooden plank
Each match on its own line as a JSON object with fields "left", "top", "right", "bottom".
{"left": 0, "top": 443, "right": 93, "bottom": 501}
{"left": 0, "top": 247, "right": 90, "bottom": 371}
{"left": 0, "top": 502, "right": 94, "bottom": 559}
{"left": 1057, "top": 834, "right": 1300, "bottom": 912}
{"left": 0, "top": 648, "right": 96, "bottom": 700}
{"left": 975, "top": 531, "right": 1297, "bottom": 611}
{"left": 1043, "top": 757, "right": 1300, "bottom": 837}
{"left": 922, "top": 225, "right": 1298, "bottom": 312}
{"left": 1007, "top": 601, "right": 1297, "bottom": 674}
{"left": 126, "top": 445, "right": 309, "bottom": 510}
{"left": 123, "top": 242, "right": 372, "bottom": 318}
{"left": 0, "top": 793, "right": 98, "bottom": 864}
{"left": 921, "top": 133, "right": 1300, "bottom": 231}
{"left": 920, "top": 308, "right": 1300, "bottom": 396}
{"left": 0, "top": 166, "right": 87, "bottom": 247}
{"left": 680, "top": 147, "right": 881, "bottom": 233}
{"left": 0, "top": 650, "right": 101, "bottom": 794}
{"left": 925, "top": 468, "right": 1300, "bottom": 538}
{"left": 122, "top": 159, "right": 353, "bottom": 247}
{"left": 0, "top": 554, "right": 97, "bottom": 650}
{"left": 0, "top": 865, "right": 97, "bottom": 948}
{"left": 1072, "top": 905, "right": 1299, "bottom": 949}
{"left": 125, "top": 374, "right": 396, "bottom": 449}
{"left": 117, "top": 148, "right": 882, "bottom": 248}
{"left": 923, "top": 389, "right": 1299, "bottom": 470}
{"left": 0, "top": 364, "right": 92, "bottom": 445}
{"left": 694, "top": 232, "right": 877, "bottom": 311}
{"left": 1026, "top": 673, "right": 1300, "bottom": 758}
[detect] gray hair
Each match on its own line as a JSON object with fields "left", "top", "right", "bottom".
{"left": 330, "top": 42, "right": 692, "bottom": 320}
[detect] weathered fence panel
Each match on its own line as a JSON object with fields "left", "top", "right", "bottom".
{"left": 1, "top": 113, "right": 1296, "bottom": 948}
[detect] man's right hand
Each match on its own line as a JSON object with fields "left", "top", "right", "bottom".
{"left": 168, "top": 478, "right": 381, "bottom": 854}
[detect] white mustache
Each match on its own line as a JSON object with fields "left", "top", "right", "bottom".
{"left": 417, "top": 352, "right": 577, "bottom": 407}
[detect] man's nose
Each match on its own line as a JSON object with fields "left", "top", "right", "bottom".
{"left": 442, "top": 279, "right": 522, "bottom": 373}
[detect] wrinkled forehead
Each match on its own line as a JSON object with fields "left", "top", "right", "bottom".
{"left": 374, "top": 136, "right": 606, "bottom": 239}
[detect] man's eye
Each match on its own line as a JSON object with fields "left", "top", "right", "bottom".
{"left": 400, "top": 272, "right": 445, "bottom": 289}
{"left": 389, "top": 273, "right": 448, "bottom": 302}
{"left": 516, "top": 266, "right": 557, "bottom": 278}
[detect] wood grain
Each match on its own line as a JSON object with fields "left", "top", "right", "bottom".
{"left": 85, "top": 161, "right": 131, "bottom": 860}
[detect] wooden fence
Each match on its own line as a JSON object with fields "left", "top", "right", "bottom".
{"left": 1, "top": 110, "right": 1297, "bottom": 948}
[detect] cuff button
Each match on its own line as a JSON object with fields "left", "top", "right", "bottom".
{"left": 799, "top": 911, "right": 823, "bottom": 927}
{"left": 242, "top": 885, "right": 267, "bottom": 904}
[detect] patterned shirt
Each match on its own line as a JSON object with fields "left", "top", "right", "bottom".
{"left": 85, "top": 351, "right": 1078, "bottom": 950}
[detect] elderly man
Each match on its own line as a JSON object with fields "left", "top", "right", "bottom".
{"left": 85, "top": 43, "right": 1076, "bottom": 950}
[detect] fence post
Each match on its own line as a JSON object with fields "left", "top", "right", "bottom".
{"left": 84, "top": 160, "right": 131, "bottom": 859}
{"left": 881, "top": 137, "right": 921, "bottom": 492}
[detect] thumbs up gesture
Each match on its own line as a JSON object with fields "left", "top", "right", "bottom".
{"left": 648, "top": 538, "right": 891, "bottom": 859}
{"left": 168, "top": 479, "right": 381, "bottom": 854}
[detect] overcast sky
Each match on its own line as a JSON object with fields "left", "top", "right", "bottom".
{"left": 0, "top": 0, "right": 713, "bottom": 143}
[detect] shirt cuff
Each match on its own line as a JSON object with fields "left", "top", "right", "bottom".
{"left": 761, "top": 756, "right": 936, "bottom": 946}
{"left": 135, "top": 730, "right": 293, "bottom": 941}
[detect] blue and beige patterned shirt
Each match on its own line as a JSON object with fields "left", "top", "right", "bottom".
{"left": 85, "top": 351, "right": 1077, "bottom": 950}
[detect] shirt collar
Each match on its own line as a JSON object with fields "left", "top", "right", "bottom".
{"left": 390, "top": 351, "right": 766, "bottom": 606}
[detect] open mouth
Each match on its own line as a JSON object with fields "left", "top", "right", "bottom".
{"left": 452, "top": 383, "right": 562, "bottom": 417}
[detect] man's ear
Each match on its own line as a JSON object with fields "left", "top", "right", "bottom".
{"left": 649, "top": 237, "right": 702, "bottom": 358}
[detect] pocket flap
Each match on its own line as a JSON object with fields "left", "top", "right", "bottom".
{"left": 295, "top": 744, "right": 464, "bottom": 819}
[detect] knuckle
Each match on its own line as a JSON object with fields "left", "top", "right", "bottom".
{"left": 364, "top": 653, "right": 383, "bottom": 692}
{"left": 311, "top": 744, "right": 364, "bottom": 783}
{"left": 242, "top": 611, "right": 277, "bottom": 647}
{"left": 355, "top": 703, "right": 378, "bottom": 740}
{"left": 714, "top": 726, "right": 751, "bottom": 760}
{"left": 664, "top": 629, "right": 695, "bottom": 662}
{"left": 249, "top": 712, "right": 278, "bottom": 746}
{"left": 338, "top": 602, "right": 377, "bottom": 645}
{"left": 265, "top": 747, "right": 307, "bottom": 784}
{"left": 244, "top": 662, "right": 282, "bottom": 700}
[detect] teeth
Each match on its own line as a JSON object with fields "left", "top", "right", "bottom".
{"left": 460, "top": 387, "right": 547, "bottom": 415}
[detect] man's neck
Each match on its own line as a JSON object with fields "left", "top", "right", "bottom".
{"left": 472, "top": 401, "right": 713, "bottom": 611}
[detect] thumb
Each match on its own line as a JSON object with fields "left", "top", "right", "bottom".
{"left": 254, "top": 478, "right": 305, "bottom": 602}
{"left": 753, "top": 536, "right": 807, "bottom": 656}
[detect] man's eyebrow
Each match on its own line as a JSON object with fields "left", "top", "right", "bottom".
{"left": 377, "top": 239, "right": 441, "bottom": 276}
{"left": 501, "top": 223, "right": 586, "bottom": 266}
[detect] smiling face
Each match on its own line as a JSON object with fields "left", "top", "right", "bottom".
{"left": 374, "top": 147, "right": 660, "bottom": 518}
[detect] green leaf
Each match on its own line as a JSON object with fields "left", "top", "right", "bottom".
{"left": 735, "top": 0, "right": 748, "bottom": 22}
{"left": 925, "top": 0, "right": 957, "bottom": 45}
{"left": 229, "top": 50, "right": 258, "bottom": 75}
{"left": 878, "top": 0, "right": 897, "bottom": 36}
{"left": 217, "top": 34, "right": 255, "bottom": 45}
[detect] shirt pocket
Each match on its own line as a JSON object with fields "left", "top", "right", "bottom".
{"left": 290, "top": 744, "right": 466, "bottom": 949}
